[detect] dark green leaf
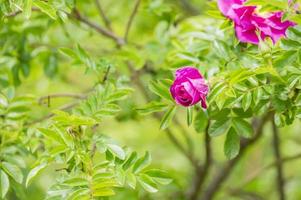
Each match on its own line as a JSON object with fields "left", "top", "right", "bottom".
{"left": 232, "top": 118, "right": 253, "bottom": 138}
{"left": 224, "top": 128, "right": 240, "bottom": 159}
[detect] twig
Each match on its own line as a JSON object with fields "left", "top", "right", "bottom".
{"left": 124, "top": 0, "right": 141, "bottom": 42}
{"left": 27, "top": 102, "right": 80, "bottom": 126}
{"left": 187, "top": 121, "right": 212, "bottom": 200}
{"left": 38, "top": 93, "right": 86, "bottom": 105}
{"left": 165, "top": 128, "right": 198, "bottom": 167}
{"left": 101, "top": 66, "right": 111, "bottom": 84}
{"left": 94, "top": 0, "right": 112, "bottom": 30}
{"left": 178, "top": 0, "right": 199, "bottom": 15}
{"left": 200, "top": 112, "right": 273, "bottom": 200}
{"left": 272, "top": 120, "right": 286, "bottom": 200}
{"left": 72, "top": 9, "right": 125, "bottom": 46}
{"left": 229, "top": 152, "right": 301, "bottom": 191}
{"left": 174, "top": 117, "right": 195, "bottom": 159}
{"left": 5, "top": 7, "right": 40, "bottom": 17}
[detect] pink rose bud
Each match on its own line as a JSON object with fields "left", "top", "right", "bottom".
{"left": 170, "top": 67, "right": 209, "bottom": 108}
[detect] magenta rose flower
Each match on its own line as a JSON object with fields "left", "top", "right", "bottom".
{"left": 170, "top": 67, "right": 209, "bottom": 108}
{"left": 265, "top": 12, "right": 296, "bottom": 43}
{"left": 218, "top": 0, "right": 296, "bottom": 44}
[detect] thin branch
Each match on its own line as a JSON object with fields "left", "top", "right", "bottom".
{"left": 230, "top": 152, "right": 301, "bottom": 191}
{"left": 174, "top": 117, "right": 195, "bottom": 159}
{"left": 124, "top": 0, "right": 141, "bottom": 42}
{"left": 26, "top": 102, "right": 80, "bottom": 126}
{"left": 5, "top": 7, "right": 40, "bottom": 17}
{"left": 165, "top": 128, "right": 198, "bottom": 167}
{"left": 101, "top": 66, "right": 111, "bottom": 84}
{"left": 178, "top": 0, "right": 199, "bottom": 15}
{"left": 187, "top": 121, "right": 212, "bottom": 200}
{"left": 72, "top": 9, "right": 125, "bottom": 46}
{"left": 94, "top": 0, "right": 112, "bottom": 30}
{"left": 200, "top": 112, "right": 273, "bottom": 200}
{"left": 38, "top": 93, "right": 86, "bottom": 105}
{"left": 272, "top": 120, "right": 286, "bottom": 200}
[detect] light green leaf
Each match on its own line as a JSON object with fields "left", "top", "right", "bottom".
{"left": 0, "top": 170, "right": 9, "bottom": 198}
{"left": 242, "top": 92, "right": 252, "bottom": 111}
{"left": 149, "top": 81, "right": 173, "bottom": 101}
{"left": 24, "top": 0, "right": 32, "bottom": 19}
{"left": 63, "top": 177, "right": 88, "bottom": 187}
{"left": 160, "top": 106, "right": 177, "bottom": 130}
{"left": 187, "top": 107, "right": 193, "bottom": 126}
{"left": 136, "top": 101, "right": 169, "bottom": 115}
{"left": 224, "top": 128, "right": 240, "bottom": 159}
{"left": 2, "top": 162, "right": 23, "bottom": 184}
{"left": 133, "top": 152, "right": 151, "bottom": 174}
{"left": 33, "top": 1, "right": 57, "bottom": 20}
{"left": 122, "top": 152, "right": 138, "bottom": 170}
{"left": 144, "top": 169, "right": 172, "bottom": 185}
{"left": 138, "top": 174, "right": 158, "bottom": 193}
{"left": 93, "top": 188, "right": 115, "bottom": 197}
{"left": 107, "top": 144, "right": 126, "bottom": 160}
{"left": 127, "top": 173, "right": 136, "bottom": 189}
{"left": 26, "top": 163, "right": 47, "bottom": 187}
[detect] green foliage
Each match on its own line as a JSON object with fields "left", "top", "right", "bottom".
{"left": 0, "top": 0, "right": 301, "bottom": 199}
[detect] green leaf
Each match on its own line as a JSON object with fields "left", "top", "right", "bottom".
{"left": 136, "top": 101, "right": 169, "bottom": 115}
{"left": 274, "top": 50, "right": 297, "bottom": 68}
{"left": 209, "top": 119, "right": 231, "bottom": 137}
{"left": 93, "top": 188, "right": 115, "bottom": 197}
{"left": 33, "top": 1, "right": 57, "bottom": 20}
{"left": 186, "top": 107, "right": 193, "bottom": 126}
{"left": 149, "top": 81, "right": 173, "bottom": 101}
{"left": 63, "top": 177, "right": 88, "bottom": 187}
{"left": 224, "top": 128, "right": 240, "bottom": 159}
{"left": 24, "top": 0, "right": 32, "bottom": 19}
{"left": 127, "top": 173, "right": 136, "bottom": 189}
{"left": 232, "top": 118, "right": 253, "bottom": 138}
{"left": 122, "top": 152, "right": 138, "bottom": 170}
{"left": 59, "top": 47, "right": 78, "bottom": 59}
{"left": 138, "top": 174, "right": 158, "bottom": 193}
{"left": 26, "top": 163, "right": 47, "bottom": 187}
{"left": 133, "top": 152, "right": 151, "bottom": 174}
{"left": 92, "top": 179, "right": 117, "bottom": 190}
{"left": 194, "top": 110, "right": 208, "bottom": 133}
{"left": 38, "top": 128, "right": 66, "bottom": 145}
{"left": 2, "top": 162, "right": 23, "bottom": 184}
{"left": 107, "top": 144, "right": 126, "bottom": 160}
{"left": 0, "top": 170, "right": 9, "bottom": 198}
{"left": 160, "top": 106, "right": 177, "bottom": 130}
{"left": 242, "top": 92, "right": 252, "bottom": 111}
{"left": 144, "top": 169, "right": 172, "bottom": 185}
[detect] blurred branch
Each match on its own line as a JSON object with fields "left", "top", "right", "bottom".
{"left": 38, "top": 93, "right": 86, "bottom": 105}
{"left": 200, "top": 112, "right": 273, "bottom": 200}
{"left": 94, "top": 0, "right": 113, "bottom": 30}
{"left": 26, "top": 101, "right": 80, "bottom": 126}
{"left": 165, "top": 128, "right": 198, "bottom": 167}
{"left": 187, "top": 121, "right": 212, "bottom": 200}
{"left": 5, "top": 7, "right": 40, "bottom": 17}
{"left": 72, "top": 9, "right": 125, "bottom": 46}
{"left": 272, "top": 120, "right": 286, "bottom": 200}
{"left": 174, "top": 117, "right": 195, "bottom": 158}
{"left": 124, "top": 0, "right": 141, "bottom": 42}
{"left": 235, "top": 152, "right": 301, "bottom": 188}
{"left": 178, "top": 0, "right": 199, "bottom": 15}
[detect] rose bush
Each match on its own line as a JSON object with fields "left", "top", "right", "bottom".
{"left": 0, "top": 0, "right": 301, "bottom": 200}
